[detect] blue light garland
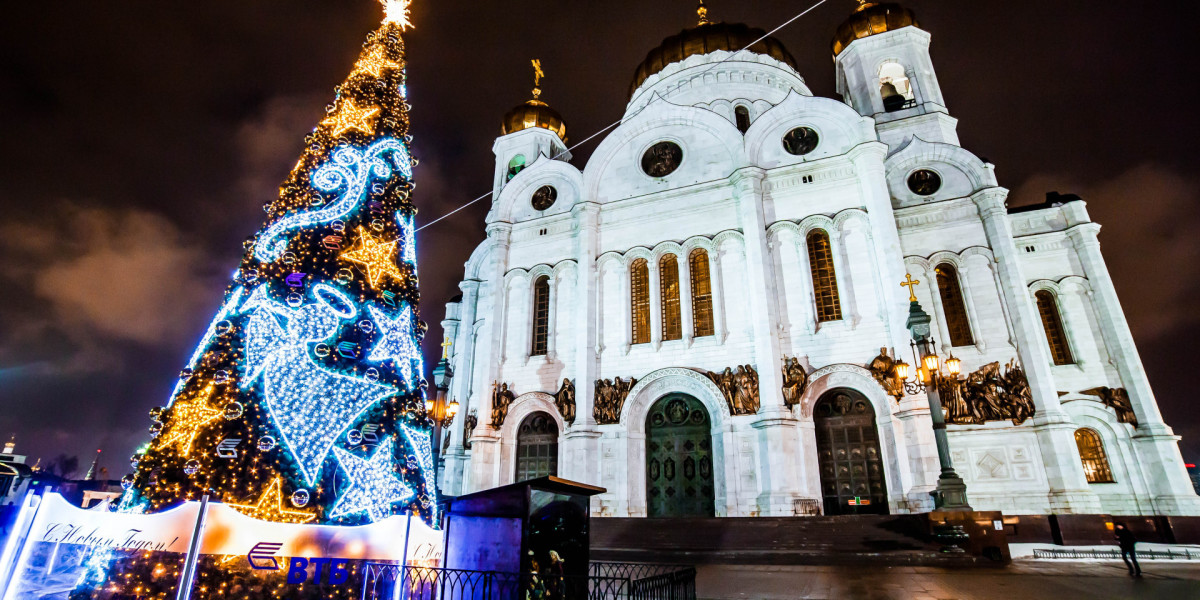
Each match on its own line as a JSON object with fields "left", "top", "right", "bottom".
{"left": 366, "top": 303, "right": 422, "bottom": 389}
{"left": 329, "top": 436, "right": 414, "bottom": 522}
{"left": 240, "top": 283, "right": 397, "bottom": 486}
{"left": 255, "top": 138, "right": 413, "bottom": 262}
{"left": 401, "top": 423, "right": 437, "bottom": 521}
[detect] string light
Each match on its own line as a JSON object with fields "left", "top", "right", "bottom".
{"left": 355, "top": 44, "right": 402, "bottom": 78}
{"left": 330, "top": 437, "right": 414, "bottom": 521}
{"left": 340, "top": 227, "right": 404, "bottom": 288}
{"left": 366, "top": 303, "right": 421, "bottom": 387}
{"left": 401, "top": 423, "right": 437, "bottom": 520}
{"left": 321, "top": 98, "right": 381, "bottom": 137}
{"left": 240, "top": 283, "right": 397, "bottom": 486}
{"left": 157, "top": 384, "right": 223, "bottom": 457}
{"left": 227, "top": 476, "right": 317, "bottom": 523}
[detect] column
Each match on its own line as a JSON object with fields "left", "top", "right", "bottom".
{"left": 679, "top": 251, "right": 695, "bottom": 344}
{"left": 468, "top": 222, "right": 513, "bottom": 492}
{"left": 443, "top": 280, "right": 480, "bottom": 496}
{"left": 972, "top": 189, "right": 1101, "bottom": 513}
{"left": 732, "top": 167, "right": 804, "bottom": 516}
{"left": 563, "top": 203, "right": 603, "bottom": 487}
{"left": 1064, "top": 221, "right": 1200, "bottom": 512}
{"left": 709, "top": 248, "right": 729, "bottom": 342}
{"left": 648, "top": 255, "right": 663, "bottom": 349}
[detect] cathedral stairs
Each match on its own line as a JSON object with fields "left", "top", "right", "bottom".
{"left": 591, "top": 516, "right": 990, "bottom": 566}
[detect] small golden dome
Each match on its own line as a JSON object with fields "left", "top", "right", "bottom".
{"left": 630, "top": 22, "right": 798, "bottom": 99}
{"left": 501, "top": 98, "right": 567, "bottom": 141}
{"left": 832, "top": 2, "right": 919, "bottom": 57}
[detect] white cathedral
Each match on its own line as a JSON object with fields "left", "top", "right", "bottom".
{"left": 435, "top": 2, "right": 1200, "bottom": 518}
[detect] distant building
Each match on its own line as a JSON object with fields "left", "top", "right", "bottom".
{"left": 0, "top": 436, "right": 33, "bottom": 507}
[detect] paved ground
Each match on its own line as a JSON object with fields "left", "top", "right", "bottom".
{"left": 695, "top": 561, "right": 1200, "bottom": 599}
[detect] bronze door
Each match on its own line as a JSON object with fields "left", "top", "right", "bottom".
{"left": 646, "top": 394, "right": 714, "bottom": 518}
{"left": 814, "top": 389, "right": 888, "bottom": 515}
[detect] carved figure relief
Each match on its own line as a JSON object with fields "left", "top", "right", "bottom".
{"left": 939, "top": 360, "right": 1035, "bottom": 425}
{"left": 1080, "top": 386, "right": 1138, "bottom": 427}
{"left": 705, "top": 364, "right": 759, "bottom": 415}
{"left": 867, "top": 347, "right": 904, "bottom": 400}
{"left": 554, "top": 378, "right": 576, "bottom": 425}
{"left": 490, "top": 382, "right": 516, "bottom": 428}
{"left": 463, "top": 411, "right": 478, "bottom": 449}
{"left": 781, "top": 356, "right": 809, "bottom": 408}
{"left": 594, "top": 376, "right": 637, "bottom": 425}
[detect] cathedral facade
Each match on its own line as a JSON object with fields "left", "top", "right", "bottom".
{"left": 437, "top": 3, "right": 1200, "bottom": 518}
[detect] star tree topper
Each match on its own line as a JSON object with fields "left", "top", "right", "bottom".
{"left": 330, "top": 437, "right": 414, "bottom": 521}
{"left": 227, "top": 476, "right": 316, "bottom": 523}
{"left": 381, "top": 0, "right": 414, "bottom": 30}
{"left": 341, "top": 227, "right": 404, "bottom": 288}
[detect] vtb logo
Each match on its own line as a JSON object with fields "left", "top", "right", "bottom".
{"left": 246, "top": 541, "right": 351, "bottom": 584}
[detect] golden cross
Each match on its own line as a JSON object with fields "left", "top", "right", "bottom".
{"left": 697, "top": 1, "right": 710, "bottom": 25}
{"left": 441, "top": 337, "right": 453, "bottom": 359}
{"left": 531, "top": 59, "right": 544, "bottom": 99}
{"left": 900, "top": 273, "right": 921, "bottom": 302}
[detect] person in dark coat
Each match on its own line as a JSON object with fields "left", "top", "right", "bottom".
{"left": 1113, "top": 522, "right": 1141, "bottom": 576}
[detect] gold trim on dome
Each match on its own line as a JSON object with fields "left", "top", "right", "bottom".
{"left": 832, "top": 2, "right": 919, "bottom": 57}
{"left": 629, "top": 22, "right": 797, "bottom": 99}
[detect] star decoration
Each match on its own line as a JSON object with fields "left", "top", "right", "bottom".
{"left": 159, "top": 384, "right": 223, "bottom": 457}
{"left": 381, "top": 0, "right": 414, "bottom": 30}
{"left": 227, "top": 477, "right": 316, "bottom": 524}
{"left": 340, "top": 227, "right": 403, "bottom": 288}
{"left": 321, "top": 99, "right": 380, "bottom": 137}
{"left": 330, "top": 437, "right": 414, "bottom": 522}
{"left": 355, "top": 45, "right": 402, "bottom": 79}
{"left": 367, "top": 303, "right": 420, "bottom": 386}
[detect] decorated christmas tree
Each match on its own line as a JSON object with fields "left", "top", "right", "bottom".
{"left": 121, "top": 0, "right": 436, "bottom": 528}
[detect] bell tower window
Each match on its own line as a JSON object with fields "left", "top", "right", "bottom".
{"left": 507, "top": 154, "right": 526, "bottom": 181}
{"left": 879, "top": 62, "right": 914, "bottom": 112}
{"left": 734, "top": 105, "right": 751, "bottom": 134}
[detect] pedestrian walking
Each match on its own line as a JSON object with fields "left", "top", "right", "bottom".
{"left": 1114, "top": 522, "right": 1142, "bottom": 577}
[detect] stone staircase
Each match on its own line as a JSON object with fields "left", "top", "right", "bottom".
{"left": 591, "top": 515, "right": 989, "bottom": 566}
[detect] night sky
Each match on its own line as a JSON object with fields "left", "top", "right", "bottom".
{"left": 3, "top": 0, "right": 1199, "bottom": 477}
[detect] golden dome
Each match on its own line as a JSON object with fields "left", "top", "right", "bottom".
{"left": 832, "top": 2, "right": 919, "bottom": 57}
{"left": 630, "top": 22, "right": 798, "bottom": 98}
{"left": 501, "top": 98, "right": 567, "bottom": 141}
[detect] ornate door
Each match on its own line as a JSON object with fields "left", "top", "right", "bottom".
{"left": 646, "top": 394, "right": 714, "bottom": 517}
{"left": 814, "top": 389, "right": 888, "bottom": 515}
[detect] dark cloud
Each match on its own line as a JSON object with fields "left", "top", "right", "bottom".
{"left": 2, "top": 0, "right": 1199, "bottom": 469}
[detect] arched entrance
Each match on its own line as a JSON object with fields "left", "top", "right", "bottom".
{"left": 646, "top": 394, "right": 714, "bottom": 517}
{"left": 814, "top": 388, "right": 888, "bottom": 515}
{"left": 515, "top": 412, "right": 558, "bottom": 481}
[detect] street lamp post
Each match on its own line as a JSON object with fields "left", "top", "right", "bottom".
{"left": 427, "top": 339, "right": 458, "bottom": 489}
{"left": 899, "top": 274, "right": 972, "bottom": 511}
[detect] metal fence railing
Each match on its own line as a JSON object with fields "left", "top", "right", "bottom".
{"left": 363, "top": 562, "right": 696, "bottom": 600}
{"left": 1032, "top": 548, "right": 1199, "bottom": 561}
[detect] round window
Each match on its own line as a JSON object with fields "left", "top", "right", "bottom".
{"left": 531, "top": 185, "right": 557, "bottom": 211}
{"left": 782, "top": 127, "right": 819, "bottom": 156}
{"left": 641, "top": 141, "right": 683, "bottom": 177}
{"left": 907, "top": 169, "right": 942, "bottom": 196}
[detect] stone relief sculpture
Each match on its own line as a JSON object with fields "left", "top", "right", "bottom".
{"left": 1080, "top": 386, "right": 1138, "bottom": 427}
{"left": 938, "top": 360, "right": 1035, "bottom": 425}
{"left": 463, "top": 410, "right": 477, "bottom": 449}
{"left": 594, "top": 376, "right": 637, "bottom": 425}
{"left": 781, "top": 356, "right": 809, "bottom": 408}
{"left": 705, "top": 364, "right": 759, "bottom": 415}
{"left": 868, "top": 347, "right": 904, "bottom": 400}
{"left": 554, "top": 378, "right": 576, "bottom": 425}
{"left": 490, "top": 382, "right": 516, "bottom": 427}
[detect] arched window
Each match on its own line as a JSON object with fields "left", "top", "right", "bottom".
{"left": 935, "top": 263, "right": 974, "bottom": 347}
{"left": 530, "top": 275, "right": 550, "bottom": 356}
{"left": 689, "top": 249, "right": 715, "bottom": 337}
{"left": 516, "top": 412, "right": 558, "bottom": 481}
{"left": 1035, "top": 290, "right": 1074, "bottom": 365}
{"left": 660, "top": 254, "right": 682, "bottom": 341}
{"left": 631, "top": 258, "right": 651, "bottom": 344}
{"left": 1074, "top": 428, "right": 1114, "bottom": 483}
{"left": 879, "top": 62, "right": 914, "bottom": 112}
{"left": 734, "top": 106, "right": 751, "bottom": 134}
{"left": 506, "top": 154, "right": 526, "bottom": 181}
{"left": 807, "top": 230, "right": 842, "bottom": 322}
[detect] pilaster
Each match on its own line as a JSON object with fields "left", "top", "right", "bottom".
{"left": 468, "top": 222, "right": 513, "bottom": 492}
{"left": 972, "top": 189, "right": 1100, "bottom": 513}
{"left": 563, "top": 203, "right": 603, "bottom": 486}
